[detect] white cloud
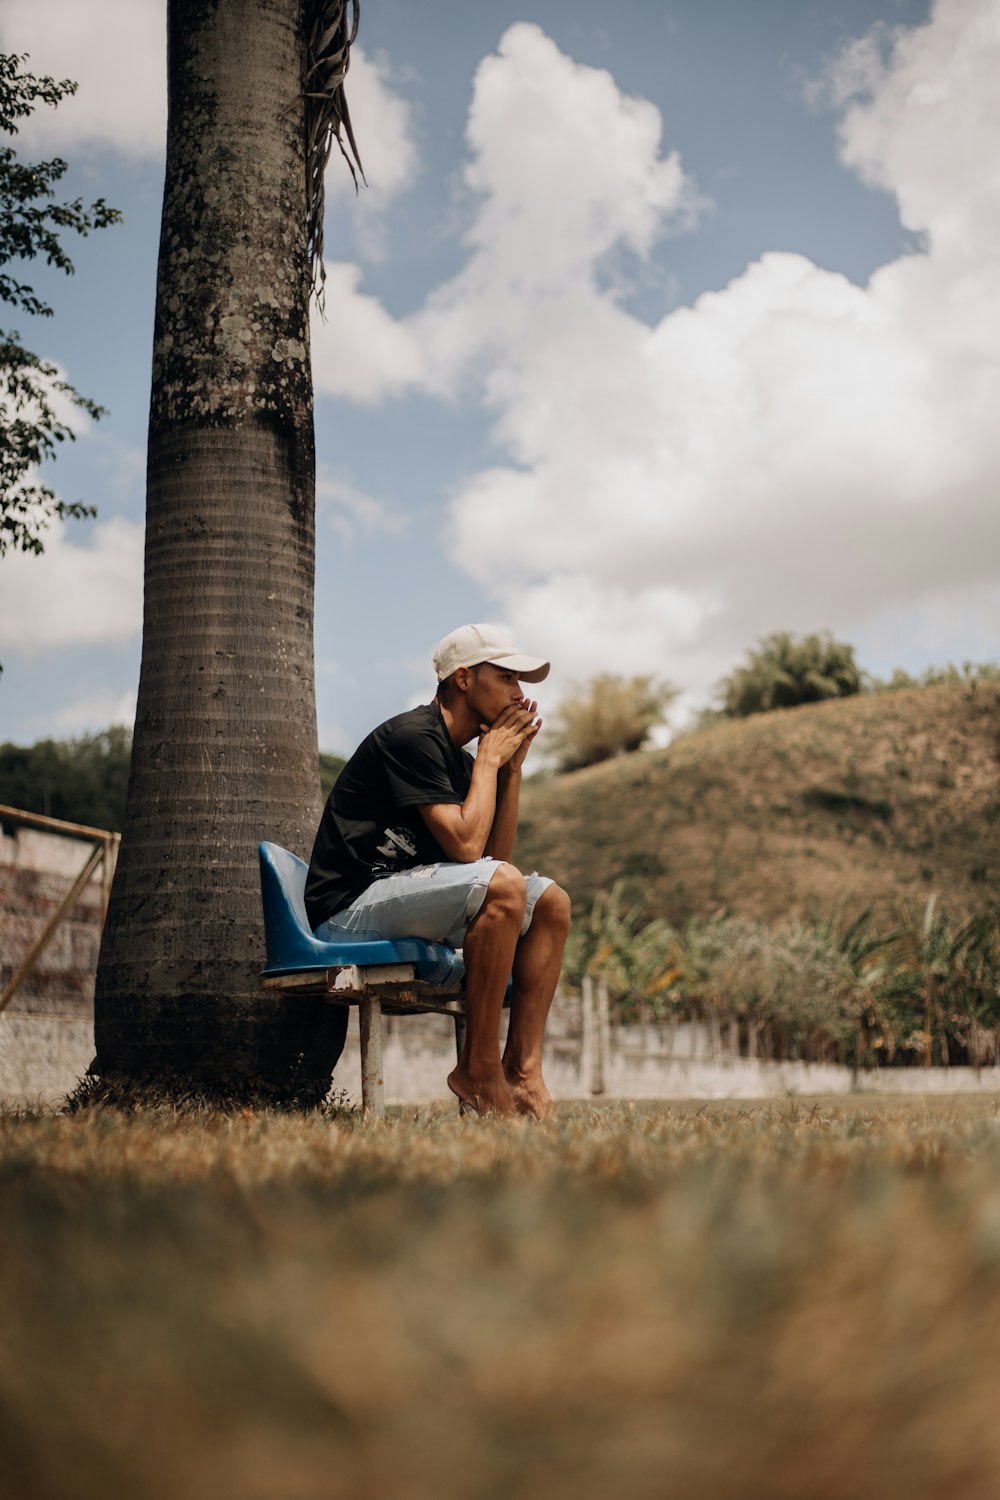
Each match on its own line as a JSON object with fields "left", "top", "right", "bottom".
{"left": 317, "top": 470, "right": 407, "bottom": 541}
{"left": 1, "top": 0, "right": 167, "bottom": 158}
{"left": 1, "top": 356, "right": 95, "bottom": 439}
{"left": 324, "top": 48, "right": 420, "bottom": 260}
{"left": 0, "top": 517, "right": 144, "bottom": 649}
{"left": 411, "top": 21, "right": 703, "bottom": 398}
{"left": 311, "top": 261, "right": 425, "bottom": 402}
{"left": 43, "top": 688, "right": 137, "bottom": 734}
{"left": 318, "top": 7, "right": 1000, "bottom": 702}
{"left": 462, "top": 23, "right": 697, "bottom": 274}
{"left": 831, "top": 0, "right": 1000, "bottom": 253}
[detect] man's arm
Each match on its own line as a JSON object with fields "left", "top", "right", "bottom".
{"left": 483, "top": 764, "right": 522, "bottom": 863}
{"left": 418, "top": 703, "right": 537, "bottom": 862}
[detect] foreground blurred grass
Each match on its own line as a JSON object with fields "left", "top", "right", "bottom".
{"left": 3, "top": 1097, "right": 1000, "bottom": 1500}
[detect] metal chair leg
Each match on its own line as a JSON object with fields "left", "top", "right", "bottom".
{"left": 359, "top": 996, "right": 385, "bottom": 1117}
{"left": 453, "top": 1013, "right": 467, "bottom": 1064}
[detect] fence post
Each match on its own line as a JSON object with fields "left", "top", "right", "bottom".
{"left": 101, "top": 833, "right": 119, "bottom": 922}
{"left": 594, "top": 978, "right": 610, "bottom": 1096}
{"left": 580, "top": 976, "right": 597, "bottom": 1096}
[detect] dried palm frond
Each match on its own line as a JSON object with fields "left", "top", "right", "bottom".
{"left": 304, "top": 0, "right": 365, "bottom": 308}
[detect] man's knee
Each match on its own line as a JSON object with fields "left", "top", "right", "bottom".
{"left": 482, "top": 861, "right": 528, "bottom": 925}
{"left": 535, "top": 882, "right": 571, "bottom": 938}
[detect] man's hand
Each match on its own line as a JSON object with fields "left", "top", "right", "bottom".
{"left": 421, "top": 698, "right": 540, "bottom": 863}
{"left": 477, "top": 700, "right": 539, "bottom": 769}
{"left": 506, "top": 698, "right": 541, "bottom": 771}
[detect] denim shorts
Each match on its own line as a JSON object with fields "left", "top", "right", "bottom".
{"left": 315, "top": 859, "right": 554, "bottom": 950}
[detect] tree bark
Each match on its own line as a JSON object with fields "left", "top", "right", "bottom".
{"left": 94, "top": 0, "right": 346, "bottom": 1103}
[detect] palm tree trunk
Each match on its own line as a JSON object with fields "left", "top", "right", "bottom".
{"left": 94, "top": 0, "right": 346, "bottom": 1102}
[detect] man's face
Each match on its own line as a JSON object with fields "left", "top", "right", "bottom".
{"left": 467, "top": 662, "right": 526, "bottom": 725}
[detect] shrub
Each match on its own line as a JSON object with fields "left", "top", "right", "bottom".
{"left": 865, "top": 661, "right": 1000, "bottom": 693}
{"left": 717, "top": 631, "right": 862, "bottom": 718}
{"left": 548, "top": 674, "right": 677, "bottom": 773}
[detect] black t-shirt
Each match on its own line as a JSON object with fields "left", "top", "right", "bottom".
{"left": 304, "top": 702, "right": 474, "bottom": 928}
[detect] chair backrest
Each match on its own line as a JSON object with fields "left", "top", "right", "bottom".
{"left": 257, "top": 840, "right": 466, "bottom": 986}
{"left": 262, "top": 842, "right": 311, "bottom": 929}
{"left": 258, "top": 842, "right": 316, "bottom": 971}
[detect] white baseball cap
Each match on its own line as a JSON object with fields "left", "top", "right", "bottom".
{"left": 433, "top": 623, "right": 550, "bottom": 684}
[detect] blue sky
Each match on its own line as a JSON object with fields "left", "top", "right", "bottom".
{"left": 2, "top": 0, "right": 998, "bottom": 755}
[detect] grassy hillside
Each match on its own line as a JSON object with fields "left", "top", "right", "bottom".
{"left": 518, "top": 682, "right": 1000, "bottom": 925}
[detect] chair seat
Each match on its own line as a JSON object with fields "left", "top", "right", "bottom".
{"left": 258, "top": 841, "right": 465, "bottom": 988}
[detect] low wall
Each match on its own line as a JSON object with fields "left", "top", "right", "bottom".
{"left": 0, "top": 1014, "right": 95, "bottom": 1108}
{"left": 335, "top": 1018, "right": 1000, "bottom": 1108}
{"left": 5, "top": 1006, "right": 1000, "bottom": 1111}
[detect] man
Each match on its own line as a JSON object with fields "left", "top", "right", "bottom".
{"left": 305, "top": 623, "right": 571, "bottom": 1118}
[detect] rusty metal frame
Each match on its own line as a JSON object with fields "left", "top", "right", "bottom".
{"left": 0, "top": 805, "right": 120, "bottom": 1015}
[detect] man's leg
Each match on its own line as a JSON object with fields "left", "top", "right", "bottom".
{"left": 502, "top": 884, "right": 571, "bottom": 1120}
{"left": 447, "top": 862, "right": 527, "bottom": 1116}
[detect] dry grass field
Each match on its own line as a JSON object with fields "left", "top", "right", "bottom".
{"left": 518, "top": 682, "right": 1000, "bottom": 925}
{"left": 4, "top": 1095, "right": 1000, "bottom": 1500}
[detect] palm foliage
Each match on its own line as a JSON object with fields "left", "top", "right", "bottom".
{"left": 565, "top": 890, "right": 1000, "bottom": 1069}
{"left": 717, "top": 630, "right": 862, "bottom": 718}
{"left": 562, "top": 884, "right": 682, "bottom": 1022}
{"left": 304, "top": 0, "right": 364, "bottom": 305}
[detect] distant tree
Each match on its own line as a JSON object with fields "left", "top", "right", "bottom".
{"left": 866, "top": 661, "right": 1000, "bottom": 694}
{"left": 0, "top": 727, "right": 132, "bottom": 830}
{"left": 717, "top": 631, "right": 862, "bottom": 718}
{"left": 548, "top": 674, "right": 677, "bottom": 773}
{"left": 0, "top": 733, "right": 349, "bottom": 833}
{"left": 0, "top": 54, "right": 121, "bottom": 560}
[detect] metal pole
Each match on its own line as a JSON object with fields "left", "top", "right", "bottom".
{"left": 580, "top": 975, "right": 595, "bottom": 1096}
{"left": 101, "top": 834, "right": 120, "bottom": 923}
{"left": 358, "top": 996, "right": 385, "bottom": 1118}
{"left": 453, "top": 1013, "right": 467, "bottom": 1064}
{"left": 595, "top": 978, "right": 610, "bottom": 1096}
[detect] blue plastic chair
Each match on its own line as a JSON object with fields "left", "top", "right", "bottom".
{"left": 258, "top": 841, "right": 466, "bottom": 987}
{"left": 259, "top": 843, "right": 523, "bottom": 1116}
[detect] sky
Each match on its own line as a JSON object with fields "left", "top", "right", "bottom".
{"left": 2, "top": 0, "right": 998, "bottom": 755}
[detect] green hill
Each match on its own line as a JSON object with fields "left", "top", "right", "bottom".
{"left": 517, "top": 682, "right": 1000, "bottom": 925}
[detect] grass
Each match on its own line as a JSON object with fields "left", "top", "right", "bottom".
{"left": 4, "top": 1097, "right": 1000, "bottom": 1499}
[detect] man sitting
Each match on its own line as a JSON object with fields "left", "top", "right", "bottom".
{"left": 305, "top": 624, "right": 570, "bottom": 1118}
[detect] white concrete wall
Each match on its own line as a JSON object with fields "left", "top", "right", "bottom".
{"left": 6, "top": 1007, "right": 1000, "bottom": 1113}
{"left": 0, "top": 825, "right": 104, "bottom": 879}
{"left": 0, "top": 1014, "right": 95, "bottom": 1108}
{"left": 333, "top": 1013, "right": 1000, "bottom": 1108}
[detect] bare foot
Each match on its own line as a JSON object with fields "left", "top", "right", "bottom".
{"left": 447, "top": 1064, "right": 516, "bottom": 1117}
{"left": 503, "top": 1069, "right": 555, "bottom": 1121}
